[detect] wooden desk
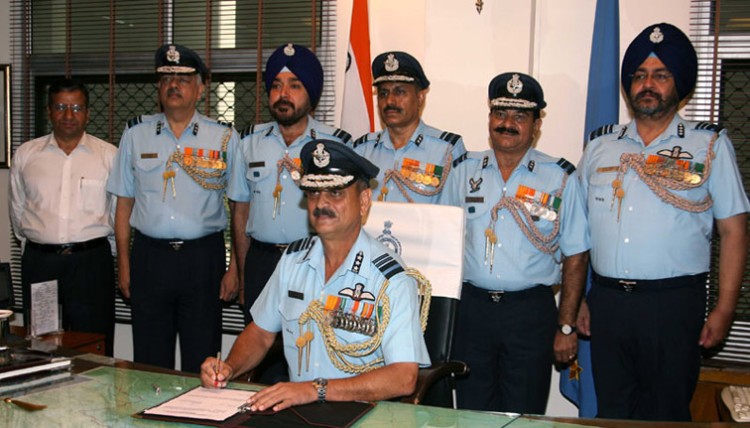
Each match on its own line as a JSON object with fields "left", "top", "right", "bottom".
{"left": 9, "top": 326, "right": 106, "bottom": 355}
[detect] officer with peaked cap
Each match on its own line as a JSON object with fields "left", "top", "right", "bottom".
{"left": 107, "top": 44, "right": 240, "bottom": 373}
{"left": 578, "top": 23, "right": 749, "bottom": 421}
{"left": 202, "top": 140, "right": 430, "bottom": 411}
{"left": 353, "top": 51, "right": 466, "bottom": 204}
{"left": 228, "top": 43, "right": 352, "bottom": 333}
{"left": 440, "top": 72, "right": 589, "bottom": 414}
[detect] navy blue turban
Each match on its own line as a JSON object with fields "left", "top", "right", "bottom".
{"left": 265, "top": 43, "right": 324, "bottom": 108}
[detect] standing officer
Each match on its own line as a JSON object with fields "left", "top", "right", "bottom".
{"left": 353, "top": 51, "right": 466, "bottom": 203}
{"left": 579, "top": 23, "right": 749, "bottom": 421}
{"left": 202, "top": 140, "right": 430, "bottom": 411}
{"left": 11, "top": 78, "right": 117, "bottom": 355}
{"left": 107, "top": 44, "right": 240, "bottom": 373}
{"left": 228, "top": 43, "right": 351, "bottom": 321}
{"left": 441, "top": 72, "right": 589, "bottom": 413}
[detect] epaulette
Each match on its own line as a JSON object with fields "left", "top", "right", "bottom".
{"left": 240, "top": 122, "right": 273, "bottom": 139}
{"left": 372, "top": 253, "right": 405, "bottom": 280}
{"left": 439, "top": 131, "right": 462, "bottom": 146}
{"left": 556, "top": 158, "right": 576, "bottom": 175}
{"left": 588, "top": 124, "right": 619, "bottom": 142}
{"left": 217, "top": 120, "right": 233, "bottom": 128}
{"left": 694, "top": 122, "right": 724, "bottom": 133}
{"left": 452, "top": 152, "right": 468, "bottom": 168}
{"left": 127, "top": 115, "right": 144, "bottom": 129}
{"left": 353, "top": 132, "right": 379, "bottom": 149}
{"left": 332, "top": 128, "right": 352, "bottom": 144}
{"left": 285, "top": 237, "right": 315, "bottom": 255}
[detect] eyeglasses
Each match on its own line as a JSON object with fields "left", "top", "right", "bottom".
{"left": 51, "top": 103, "right": 86, "bottom": 113}
{"left": 631, "top": 71, "right": 673, "bottom": 84}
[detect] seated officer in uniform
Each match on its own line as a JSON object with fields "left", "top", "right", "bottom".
{"left": 353, "top": 51, "right": 466, "bottom": 203}
{"left": 201, "top": 140, "right": 430, "bottom": 411}
{"left": 440, "top": 72, "right": 589, "bottom": 414}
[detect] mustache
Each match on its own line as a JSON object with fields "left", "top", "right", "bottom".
{"left": 493, "top": 126, "right": 519, "bottom": 135}
{"left": 383, "top": 105, "right": 402, "bottom": 113}
{"left": 313, "top": 207, "right": 336, "bottom": 218}
{"left": 272, "top": 100, "right": 295, "bottom": 110}
{"left": 635, "top": 90, "right": 663, "bottom": 102}
{"left": 167, "top": 88, "right": 182, "bottom": 97}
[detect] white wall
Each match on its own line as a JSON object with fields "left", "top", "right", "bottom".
{"left": 0, "top": 0, "right": 690, "bottom": 417}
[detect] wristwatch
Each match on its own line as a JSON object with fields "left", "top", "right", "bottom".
{"left": 559, "top": 324, "right": 577, "bottom": 335}
{"left": 312, "top": 377, "right": 328, "bottom": 402}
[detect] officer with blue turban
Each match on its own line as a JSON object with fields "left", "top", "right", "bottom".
{"left": 579, "top": 23, "right": 749, "bottom": 421}
{"left": 228, "top": 43, "right": 352, "bottom": 337}
{"left": 353, "top": 51, "right": 466, "bottom": 204}
{"left": 441, "top": 72, "right": 589, "bottom": 414}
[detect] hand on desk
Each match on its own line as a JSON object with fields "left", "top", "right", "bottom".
{"left": 243, "top": 381, "right": 317, "bottom": 412}
{"left": 200, "top": 356, "right": 234, "bottom": 389}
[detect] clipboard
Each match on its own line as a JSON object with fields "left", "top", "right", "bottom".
{"left": 134, "top": 386, "right": 375, "bottom": 428}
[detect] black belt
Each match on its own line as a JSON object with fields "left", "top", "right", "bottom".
{"left": 592, "top": 271, "right": 708, "bottom": 292}
{"left": 463, "top": 282, "right": 549, "bottom": 303}
{"left": 26, "top": 237, "right": 109, "bottom": 255}
{"left": 135, "top": 230, "right": 222, "bottom": 251}
{"left": 250, "top": 239, "right": 289, "bottom": 254}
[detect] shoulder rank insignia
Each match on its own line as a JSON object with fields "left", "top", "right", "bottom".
{"left": 217, "top": 120, "right": 233, "bottom": 128}
{"left": 452, "top": 152, "right": 468, "bottom": 168}
{"left": 556, "top": 158, "right": 576, "bottom": 175}
{"left": 694, "top": 122, "right": 724, "bottom": 133}
{"left": 333, "top": 128, "right": 352, "bottom": 144}
{"left": 588, "top": 124, "right": 618, "bottom": 142}
{"left": 353, "top": 132, "right": 379, "bottom": 149}
{"left": 126, "top": 115, "right": 144, "bottom": 129}
{"left": 240, "top": 124, "right": 255, "bottom": 139}
{"left": 286, "top": 237, "right": 315, "bottom": 255}
{"left": 192, "top": 123, "right": 199, "bottom": 136}
{"left": 372, "top": 253, "right": 404, "bottom": 280}
{"left": 677, "top": 122, "right": 685, "bottom": 138}
{"left": 414, "top": 134, "right": 424, "bottom": 146}
{"left": 527, "top": 160, "right": 535, "bottom": 172}
{"left": 439, "top": 131, "right": 462, "bottom": 146}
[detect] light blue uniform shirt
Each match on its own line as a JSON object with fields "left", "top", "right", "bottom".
{"left": 579, "top": 115, "right": 750, "bottom": 279}
{"left": 352, "top": 120, "right": 466, "bottom": 204}
{"left": 250, "top": 230, "right": 430, "bottom": 381}
{"left": 226, "top": 116, "right": 351, "bottom": 244}
{"left": 106, "top": 111, "right": 239, "bottom": 239}
{"left": 440, "top": 149, "right": 590, "bottom": 291}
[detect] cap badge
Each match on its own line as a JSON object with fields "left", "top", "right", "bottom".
{"left": 312, "top": 143, "right": 330, "bottom": 168}
{"left": 284, "top": 43, "right": 296, "bottom": 56}
{"left": 384, "top": 53, "right": 399, "bottom": 72}
{"left": 650, "top": 27, "right": 664, "bottom": 44}
{"left": 166, "top": 45, "right": 180, "bottom": 64}
{"left": 507, "top": 73, "right": 523, "bottom": 96}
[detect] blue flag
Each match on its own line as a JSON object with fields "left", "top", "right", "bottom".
{"left": 560, "top": 0, "right": 619, "bottom": 418}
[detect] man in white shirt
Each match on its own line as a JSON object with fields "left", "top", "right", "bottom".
{"left": 10, "top": 78, "right": 117, "bottom": 355}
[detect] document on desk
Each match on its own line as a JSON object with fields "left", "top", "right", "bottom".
{"left": 143, "top": 386, "right": 256, "bottom": 422}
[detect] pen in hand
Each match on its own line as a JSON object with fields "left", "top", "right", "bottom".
{"left": 214, "top": 351, "right": 221, "bottom": 388}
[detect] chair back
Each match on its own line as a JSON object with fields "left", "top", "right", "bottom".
{"left": 0, "top": 262, "right": 13, "bottom": 310}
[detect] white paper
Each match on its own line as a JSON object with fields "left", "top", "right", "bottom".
{"left": 144, "top": 387, "right": 257, "bottom": 422}
{"left": 30, "top": 280, "right": 60, "bottom": 337}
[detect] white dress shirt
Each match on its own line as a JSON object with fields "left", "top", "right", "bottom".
{"left": 10, "top": 132, "right": 117, "bottom": 247}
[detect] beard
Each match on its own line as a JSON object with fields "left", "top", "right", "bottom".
{"left": 629, "top": 88, "right": 679, "bottom": 120}
{"left": 270, "top": 99, "right": 311, "bottom": 127}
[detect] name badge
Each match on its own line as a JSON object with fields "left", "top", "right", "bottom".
{"left": 140, "top": 153, "right": 158, "bottom": 159}
{"left": 248, "top": 161, "right": 266, "bottom": 168}
{"left": 465, "top": 196, "right": 484, "bottom": 203}
{"left": 288, "top": 290, "right": 304, "bottom": 300}
{"left": 596, "top": 166, "right": 618, "bottom": 173}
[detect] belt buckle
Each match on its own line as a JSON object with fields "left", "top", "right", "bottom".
{"left": 58, "top": 245, "right": 74, "bottom": 255}
{"left": 169, "top": 240, "right": 184, "bottom": 251}
{"left": 488, "top": 291, "right": 504, "bottom": 303}
{"left": 619, "top": 280, "right": 636, "bottom": 292}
